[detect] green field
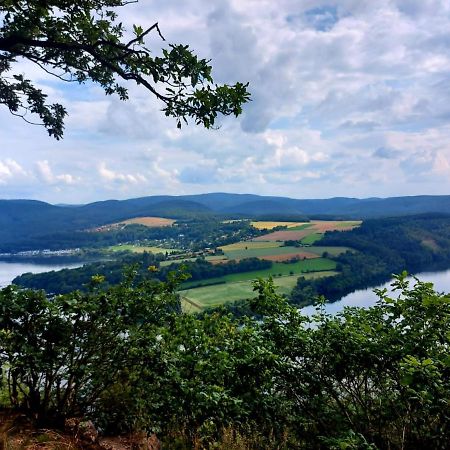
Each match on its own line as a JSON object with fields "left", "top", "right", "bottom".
{"left": 300, "top": 233, "right": 324, "bottom": 245}
{"left": 181, "top": 270, "right": 337, "bottom": 311}
{"left": 219, "top": 241, "right": 283, "bottom": 251}
{"left": 182, "top": 258, "right": 337, "bottom": 289}
{"left": 288, "top": 223, "right": 314, "bottom": 231}
{"left": 222, "top": 245, "right": 316, "bottom": 260}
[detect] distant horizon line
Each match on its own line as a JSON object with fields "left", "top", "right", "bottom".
{"left": 2, "top": 191, "right": 450, "bottom": 207}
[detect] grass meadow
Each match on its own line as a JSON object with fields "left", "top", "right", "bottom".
{"left": 222, "top": 245, "right": 319, "bottom": 260}
{"left": 182, "top": 258, "right": 337, "bottom": 289}
{"left": 181, "top": 270, "right": 338, "bottom": 311}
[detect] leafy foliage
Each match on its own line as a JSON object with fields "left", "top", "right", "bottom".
{"left": 0, "top": 268, "right": 182, "bottom": 424}
{"left": 1, "top": 272, "right": 450, "bottom": 448}
{"left": 0, "top": 0, "right": 250, "bottom": 138}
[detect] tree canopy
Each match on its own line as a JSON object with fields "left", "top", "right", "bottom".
{"left": 0, "top": 0, "right": 250, "bottom": 139}
{"left": 1, "top": 273, "right": 450, "bottom": 448}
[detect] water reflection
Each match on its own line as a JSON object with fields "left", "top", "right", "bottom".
{"left": 301, "top": 269, "right": 450, "bottom": 315}
{"left": 0, "top": 261, "right": 82, "bottom": 288}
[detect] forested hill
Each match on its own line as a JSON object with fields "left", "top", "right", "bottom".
{"left": 291, "top": 213, "right": 450, "bottom": 305}
{"left": 2, "top": 194, "right": 450, "bottom": 251}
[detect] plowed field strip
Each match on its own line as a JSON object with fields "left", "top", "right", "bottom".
{"left": 260, "top": 252, "right": 319, "bottom": 262}
{"left": 309, "top": 220, "right": 361, "bottom": 232}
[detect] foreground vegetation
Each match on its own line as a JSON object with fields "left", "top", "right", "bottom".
{"left": 1, "top": 270, "right": 449, "bottom": 449}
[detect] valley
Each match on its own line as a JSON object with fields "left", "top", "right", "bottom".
{"left": 7, "top": 203, "right": 450, "bottom": 312}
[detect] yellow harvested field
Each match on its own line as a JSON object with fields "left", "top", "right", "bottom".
{"left": 251, "top": 221, "right": 309, "bottom": 230}
{"left": 92, "top": 216, "right": 175, "bottom": 232}
{"left": 121, "top": 217, "right": 176, "bottom": 227}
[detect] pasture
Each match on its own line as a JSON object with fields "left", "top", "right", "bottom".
{"left": 107, "top": 244, "right": 179, "bottom": 254}
{"left": 300, "top": 233, "right": 323, "bottom": 245}
{"left": 261, "top": 252, "right": 318, "bottom": 262}
{"left": 182, "top": 258, "right": 337, "bottom": 289}
{"left": 181, "top": 270, "right": 338, "bottom": 311}
{"left": 219, "top": 241, "right": 283, "bottom": 251}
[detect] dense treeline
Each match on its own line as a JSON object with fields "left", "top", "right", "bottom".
{"left": 179, "top": 257, "right": 272, "bottom": 282}
{"left": 0, "top": 217, "right": 262, "bottom": 253}
{"left": 13, "top": 252, "right": 162, "bottom": 294}
{"left": 13, "top": 254, "right": 272, "bottom": 294}
{"left": 292, "top": 214, "right": 450, "bottom": 305}
{"left": 1, "top": 274, "right": 449, "bottom": 448}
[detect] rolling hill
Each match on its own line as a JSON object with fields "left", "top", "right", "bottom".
{"left": 1, "top": 193, "right": 450, "bottom": 251}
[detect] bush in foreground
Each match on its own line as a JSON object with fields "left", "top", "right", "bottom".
{"left": 1, "top": 272, "right": 449, "bottom": 449}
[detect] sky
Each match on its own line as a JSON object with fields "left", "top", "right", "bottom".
{"left": 1, "top": 0, "right": 450, "bottom": 204}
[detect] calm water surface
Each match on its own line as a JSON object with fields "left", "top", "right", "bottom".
{"left": 301, "top": 268, "right": 450, "bottom": 315}
{"left": 2, "top": 262, "right": 450, "bottom": 314}
{"left": 0, "top": 261, "right": 82, "bottom": 288}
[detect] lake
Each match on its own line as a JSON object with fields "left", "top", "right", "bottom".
{"left": 0, "top": 261, "right": 82, "bottom": 288}
{"left": 2, "top": 261, "right": 450, "bottom": 314}
{"left": 301, "top": 268, "right": 450, "bottom": 315}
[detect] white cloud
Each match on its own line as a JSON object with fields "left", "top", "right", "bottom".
{"left": 0, "top": 159, "right": 27, "bottom": 184}
{"left": 2, "top": 0, "right": 450, "bottom": 202}
{"left": 98, "top": 162, "right": 147, "bottom": 185}
{"left": 35, "top": 160, "right": 80, "bottom": 185}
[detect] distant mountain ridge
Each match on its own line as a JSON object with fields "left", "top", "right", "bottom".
{"left": 1, "top": 193, "right": 450, "bottom": 250}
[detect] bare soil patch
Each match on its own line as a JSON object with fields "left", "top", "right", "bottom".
{"left": 260, "top": 252, "right": 319, "bottom": 262}
{"left": 309, "top": 220, "right": 360, "bottom": 232}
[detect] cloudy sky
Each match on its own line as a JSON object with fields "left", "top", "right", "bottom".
{"left": 2, "top": 0, "right": 450, "bottom": 204}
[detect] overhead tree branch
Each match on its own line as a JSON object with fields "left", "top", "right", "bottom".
{"left": 0, "top": 0, "right": 250, "bottom": 138}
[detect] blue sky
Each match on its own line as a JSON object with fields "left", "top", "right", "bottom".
{"left": 1, "top": 0, "right": 450, "bottom": 203}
